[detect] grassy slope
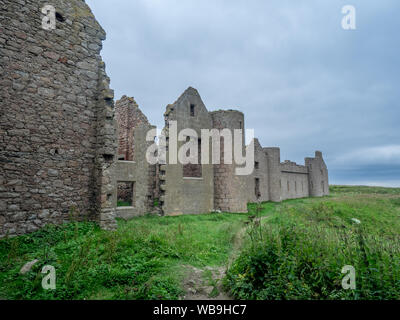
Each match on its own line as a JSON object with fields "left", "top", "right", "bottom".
{"left": 225, "top": 185, "right": 400, "bottom": 300}
{"left": 0, "top": 185, "right": 399, "bottom": 300}
{"left": 0, "top": 211, "right": 251, "bottom": 299}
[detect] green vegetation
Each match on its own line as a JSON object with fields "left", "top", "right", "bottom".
{"left": 0, "top": 212, "right": 246, "bottom": 300}
{"left": 1, "top": 185, "right": 400, "bottom": 300}
{"left": 117, "top": 201, "right": 132, "bottom": 207}
{"left": 225, "top": 185, "right": 400, "bottom": 300}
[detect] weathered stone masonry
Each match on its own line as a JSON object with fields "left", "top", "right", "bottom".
{"left": 0, "top": 0, "right": 118, "bottom": 237}
{"left": 0, "top": 0, "right": 329, "bottom": 237}
{"left": 159, "top": 88, "right": 329, "bottom": 215}
{"left": 114, "top": 96, "right": 157, "bottom": 219}
{"left": 116, "top": 87, "right": 329, "bottom": 217}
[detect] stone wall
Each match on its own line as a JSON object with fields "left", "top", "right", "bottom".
{"left": 305, "top": 151, "right": 330, "bottom": 197}
{"left": 211, "top": 110, "right": 249, "bottom": 212}
{"left": 114, "top": 96, "right": 157, "bottom": 219}
{"left": 280, "top": 161, "right": 310, "bottom": 200}
{"left": 264, "top": 147, "right": 282, "bottom": 202}
{"left": 249, "top": 139, "right": 270, "bottom": 202}
{"left": 136, "top": 87, "right": 330, "bottom": 216}
{"left": 161, "top": 88, "right": 214, "bottom": 215}
{"left": 0, "top": 0, "right": 118, "bottom": 237}
{"left": 0, "top": 0, "right": 330, "bottom": 237}
{"left": 115, "top": 96, "right": 150, "bottom": 161}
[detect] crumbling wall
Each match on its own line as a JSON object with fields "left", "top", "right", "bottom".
{"left": 115, "top": 96, "right": 150, "bottom": 161}
{"left": 114, "top": 97, "right": 156, "bottom": 218}
{"left": 114, "top": 126, "right": 155, "bottom": 219}
{"left": 305, "top": 151, "right": 330, "bottom": 197}
{"left": 162, "top": 88, "right": 214, "bottom": 215}
{"left": 0, "top": 0, "right": 118, "bottom": 237}
{"left": 249, "top": 139, "right": 270, "bottom": 202}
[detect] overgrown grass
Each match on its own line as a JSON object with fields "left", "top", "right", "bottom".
{"left": 1, "top": 185, "right": 400, "bottom": 300}
{"left": 224, "top": 185, "right": 400, "bottom": 300}
{"left": 0, "top": 212, "right": 247, "bottom": 300}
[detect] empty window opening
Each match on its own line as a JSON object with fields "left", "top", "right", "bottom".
{"left": 190, "top": 104, "right": 195, "bottom": 117}
{"left": 103, "top": 154, "right": 114, "bottom": 163}
{"left": 287, "top": 181, "right": 290, "bottom": 192}
{"left": 322, "top": 181, "right": 325, "bottom": 193}
{"left": 255, "top": 161, "right": 259, "bottom": 170}
{"left": 117, "top": 182, "right": 134, "bottom": 207}
{"left": 280, "top": 180, "right": 282, "bottom": 190}
{"left": 185, "top": 136, "right": 191, "bottom": 157}
{"left": 56, "top": 12, "right": 65, "bottom": 22}
{"left": 183, "top": 138, "right": 202, "bottom": 178}
{"left": 295, "top": 181, "right": 297, "bottom": 192}
{"left": 255, "top": 178, "right": 260, "bottom": 198}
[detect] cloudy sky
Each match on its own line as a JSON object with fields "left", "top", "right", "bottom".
{"left": 86, "top": 0, "right": 400, "bottom": 187}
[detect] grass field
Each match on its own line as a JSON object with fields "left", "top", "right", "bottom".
{"left": 1, "top": 185, "right": 400, "bottom": 300}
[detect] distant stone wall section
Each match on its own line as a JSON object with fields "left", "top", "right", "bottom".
{"left": 112, "top": 87, "right": 329, "bottom": 217}
{"left": 145, "top": 88, "right": 329, "bottom": 216}
{"left": 115, "top": 96, "right": 150, "bottom": 161}
{"left": 115, "top": 97, "right": 157, "bottom": 219}
{"left": 250, "top": 139, "right": 270, "bottom": 203}
{"left": 306, "top": 151, "right": 329, "bottom": 197}
{"left": 280, "top": 161, "right": 310, "bottom": 200}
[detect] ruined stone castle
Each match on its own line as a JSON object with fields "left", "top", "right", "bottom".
{"left": 0, "top": 0, "right": 329, "bottom": 238}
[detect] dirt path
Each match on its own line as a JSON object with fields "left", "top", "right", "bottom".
{"left": 181, "top": 265, "right": 231, "bottom": 300}
{"left": 181, "top": 213, "right": 273, "bottom": 300}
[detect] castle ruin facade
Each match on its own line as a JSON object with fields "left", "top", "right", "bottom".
{"left": 0, "top": 0, "right": 329, "bottom": 238}
{"left": 114, "top": 88, "right": 329, "bottom": 219}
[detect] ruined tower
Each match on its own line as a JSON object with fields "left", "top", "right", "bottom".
{"left": 210, "top": 110, "right": 249, "bottom": 213}
{"left": 305, "top": 151, "right": 329, "bottom": 197}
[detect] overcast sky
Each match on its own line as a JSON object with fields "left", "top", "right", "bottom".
{"left": 86, "top": 0, "right": 400, "bottom": 187}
